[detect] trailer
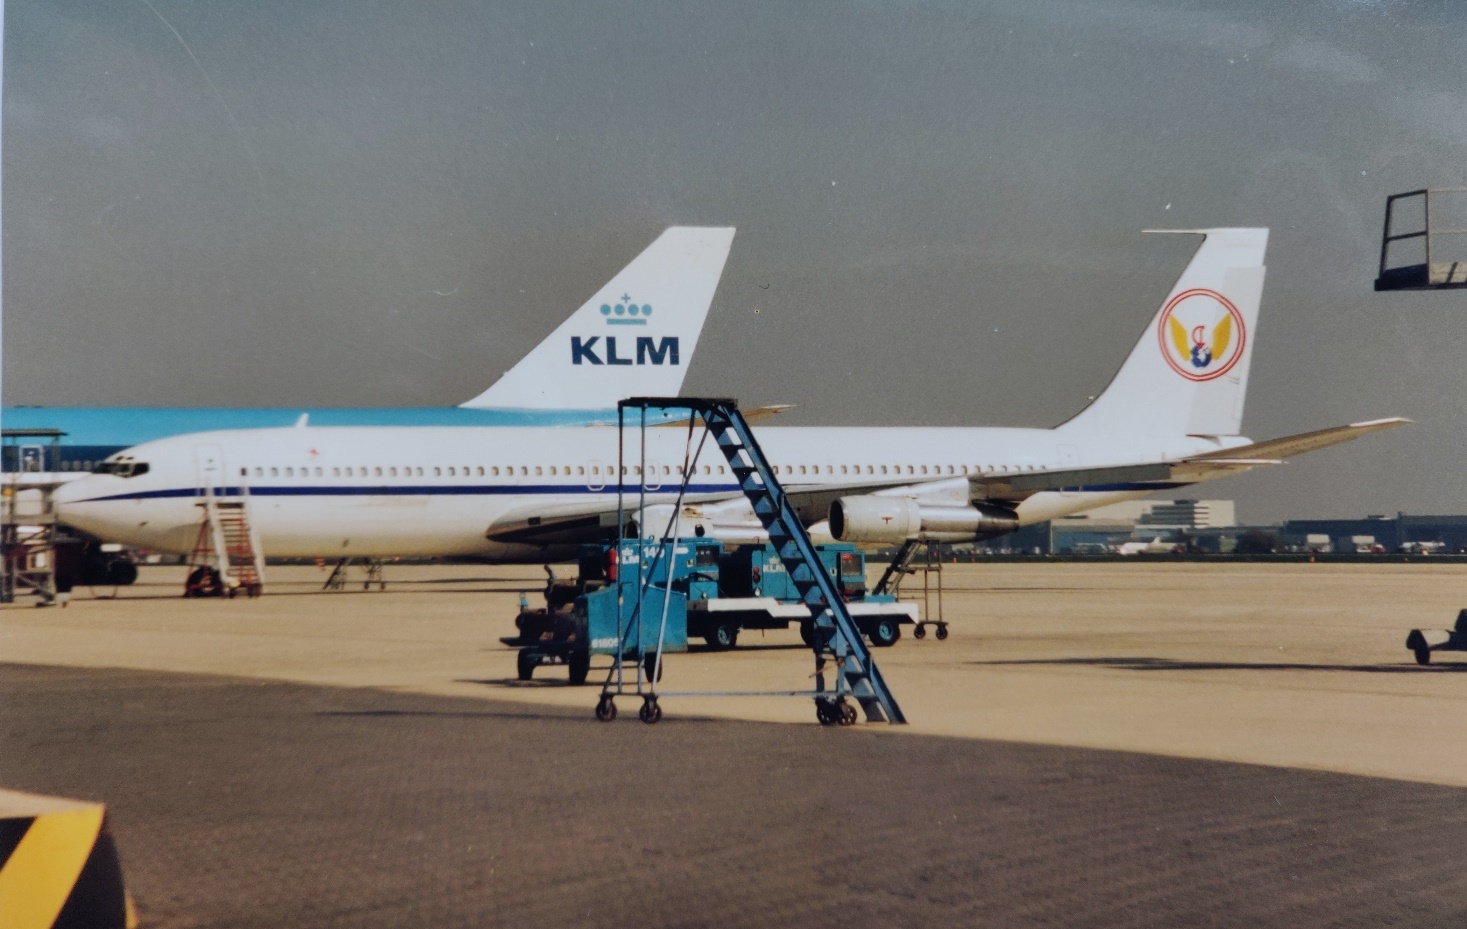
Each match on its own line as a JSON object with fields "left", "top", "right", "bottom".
{"left": 504, "top": 538, "right": 918, "bottom": 683}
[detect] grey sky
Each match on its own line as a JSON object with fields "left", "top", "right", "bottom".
{"left": 4, "top": 0, "right": 1463, "bottom": 521}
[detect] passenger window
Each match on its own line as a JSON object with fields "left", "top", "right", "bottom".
{"left": 920, "top": 466, "right": 928, "bottom": 475}
{"left": 535, "top": 466, "right": 543, "bottom": 476}
{"left": 389, "top": 467, "right": 397, "bottom": 477}
{"left": 315, "top": 467, "right": 323, "bottom": 477}
{"left": 476, "top": 466, "right": 484, "bottom": 476}
{"left": 880, "top": 465, "right": 887, "bottom": 475}
{"left": 549, "top": 466, "right": 557, "bottom": 476}
{"left": 374, "top": 467, "right": 383, "bottom": 477}
{"left": 799, "top": 465, "right": 807, "bottom": 475}
{"left": 577, "top": 466, "right": 585, "bottom": 476}
{"left": 906, "top": 465, "right": 914, "bottom": 475}
{"left": 255, "top": 467, "right": 264, "bottom": 477}
{"left": 284, "top": 467, "right": 293, "bottom": 477}
{"left": 718, "top": 466, "right": 725, "bottom": 475}
{"left": 520, "top": 466, "right": 528, "bottom": 476}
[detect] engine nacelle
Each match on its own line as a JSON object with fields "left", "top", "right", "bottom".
{"left": 829, "top": 497, "right": 1019, "bottom": 543}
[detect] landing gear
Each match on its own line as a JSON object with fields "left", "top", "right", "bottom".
{"left": 638, "top": 696, "right": 662, "bottom": 725}
{"left": 595, "top": 695, "right": 617, "bottom": 722}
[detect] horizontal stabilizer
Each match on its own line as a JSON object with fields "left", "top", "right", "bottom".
{"left": 1185, "top": 417, "right": 1411, "bottom": 462}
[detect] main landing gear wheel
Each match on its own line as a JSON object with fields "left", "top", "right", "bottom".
{"left": 595, "top": 695, "right": 617, "bottom": 722}
{"left": 638, "top": 696, "right": 662, "bottom": 725}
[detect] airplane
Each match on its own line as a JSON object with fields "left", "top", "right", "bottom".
{"left": 56, "top": 228, "right": 1410, "bottom": 565}
{"left": 1116, "top": 537, "right": 1179, "bottom": 556}
{"left": 2, "top": 226, "right": 737, "bottom": 478}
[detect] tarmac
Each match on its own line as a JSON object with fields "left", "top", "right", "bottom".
{"left": 4, "top": 561, "right": 1467, "bottom": 926}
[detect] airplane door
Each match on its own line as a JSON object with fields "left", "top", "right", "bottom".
{"left": 193, "top": 444, "right": 228, "bottom": 493}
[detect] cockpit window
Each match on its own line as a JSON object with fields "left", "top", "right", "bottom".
{"left": 92, "top": 460, "right": 149, "bottom": 478}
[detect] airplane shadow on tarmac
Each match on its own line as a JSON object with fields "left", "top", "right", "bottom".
{"left": 971, "top": 656, "right": 1467, "bottom": 673}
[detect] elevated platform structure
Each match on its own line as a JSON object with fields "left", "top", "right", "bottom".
{"left": 2, "top": 429, "right": 65, "bottom": 605}
{"left": 1376, "top": 188, "right": 1467, "bottom": 291}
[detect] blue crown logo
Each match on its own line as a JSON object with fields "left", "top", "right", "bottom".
{"left": 600, "top": 293, "right": 652, "bottom": 326}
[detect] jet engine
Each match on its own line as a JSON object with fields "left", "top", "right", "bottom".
{"left": 828, "top": 496, "right": 1018, "bottom": 543}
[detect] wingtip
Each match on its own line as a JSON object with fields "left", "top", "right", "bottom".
{"left": 1348, "top": 416, "right": 1413, "bottom": 428}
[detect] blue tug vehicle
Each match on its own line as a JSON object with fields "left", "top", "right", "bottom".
{"left": 504, "top": 538, "right": 918, "bottom": 684}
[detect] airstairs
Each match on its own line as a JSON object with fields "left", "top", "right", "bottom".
{"left": 611, "top": 398, "right": 905, "bottom": 725}
{"left": 185, "top": 484, "right": 264, "bottom": 598}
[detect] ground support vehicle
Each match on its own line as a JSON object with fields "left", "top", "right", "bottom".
{"left": 504, "top": 539, "right": 919, "bottom": 683}
{"left": 1406, "top": 609, "right": 1467, "bottom": 664}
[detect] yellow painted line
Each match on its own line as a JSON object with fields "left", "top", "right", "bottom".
{"left": 0, "top": 806, "right": 103, "bottom": 929}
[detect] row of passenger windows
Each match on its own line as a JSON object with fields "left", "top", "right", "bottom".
{"left": 235, "top": 462, "right": 1041, "bottom": 480}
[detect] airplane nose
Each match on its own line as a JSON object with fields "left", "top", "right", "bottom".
{"left": 54, "top": 476, "right": 117, "bottom": 535}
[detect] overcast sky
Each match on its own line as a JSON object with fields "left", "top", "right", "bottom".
{"left": 4, "top": 0, "right": 1464, "bottom": 521}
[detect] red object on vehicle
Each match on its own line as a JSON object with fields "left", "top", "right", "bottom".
{"left": 604, "top": 546, "right": 618, "bottom": 582}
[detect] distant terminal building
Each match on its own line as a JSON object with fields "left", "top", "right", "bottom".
{"left": 1044, "top": 499, "right": 1236, "bottom": 553}
{"left": 1137, "top": 499, "right": 1235, "bottom": 530}
{"left": 965, "top": 508, "right": 1467, "bottom": 558}
{"left": 1282, "top": 514, "right": 1467, "bottom": 554}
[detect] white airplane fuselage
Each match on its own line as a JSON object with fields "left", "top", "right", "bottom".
{"left": 56, "top": 423, "right": 1245, "bottom": 560}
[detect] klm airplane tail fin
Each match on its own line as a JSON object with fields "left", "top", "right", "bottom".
{"left": 1057, "top": 228, "right": 1268, "bottom": 440}
{"left": 460, "top": 227, "right": 736, "bottom": 409}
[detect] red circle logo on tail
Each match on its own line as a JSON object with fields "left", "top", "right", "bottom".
{"left": 1157, "top": 288, "right": 1246, "bottom": 382}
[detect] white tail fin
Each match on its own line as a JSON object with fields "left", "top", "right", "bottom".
{"left": 460, "top": 226, "right": 736, "bottom": 409}
{"left": 1058, "top": 228, "right": 1268, "bottom": 439}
